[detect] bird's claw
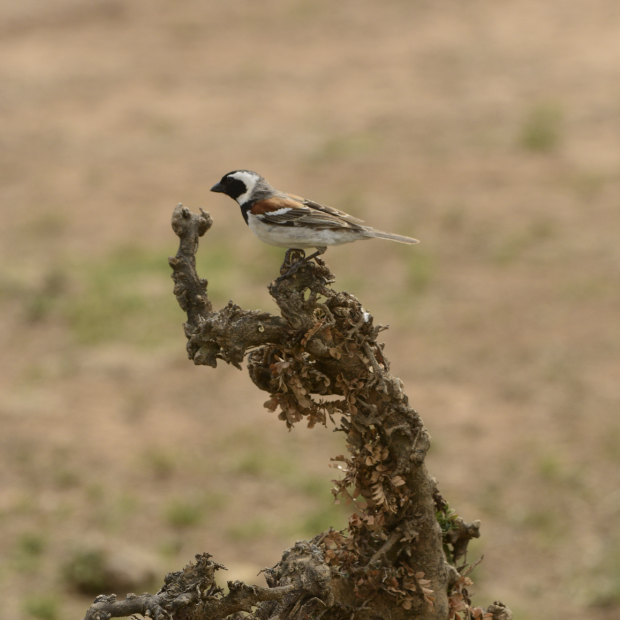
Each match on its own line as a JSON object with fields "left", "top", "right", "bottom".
{"left": 274, "top": 247, "right": 326, "bottom": 287}
{"left": 282, "top": 249, "right": 306, "bottom": 273}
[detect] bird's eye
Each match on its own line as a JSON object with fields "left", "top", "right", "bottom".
{"left": 225, "top": 177, "right": 233, "bottom": 185}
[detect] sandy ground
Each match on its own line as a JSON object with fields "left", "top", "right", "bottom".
{"left": 1, "top": 1, "right": 620, "bottom": 619}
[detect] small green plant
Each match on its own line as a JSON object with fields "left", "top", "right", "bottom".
{"left": 158, "top": 536, "right": 184, "bottom": 559}
{"left": 519, "top": 506, "right": 566, "bottom": 546}
{"left": 298, "top": 506, "right": 349, "bottom": 538}
{"left": 227, "top": 518, "right": 269, "bottom": 542}
{"left": 436, "top": 503, "right": 459, "bottom": 534}
{"left": 490, "top": 217, "right": 555, "bottom": 265}
{"left": 25, "top": 269, "right": 68, "bottom": 323}
{"left": 407, "top": 252, "right": 433, "bottom": 293}
{"left": 436, "top": 503, "right": 460, "bottom": 562}
{"left": 14, "top": 532, "right": 47, "bottom": 573}
{"left": 477, "top": 481, "right": 503, "bottom": 517}
{"left": 298, "top": 475, "right": 332, "bottom": 498}
{"left": 62, "top": 548, "right": 107, "bottom": 594}
{"left": 307, "top": 132, "right": 380, "bottom": 166}
{"left": 164, "top": 498, "right": 204, "bottom": 528}
{"left": 59, "top": 245, "right": 185, "bottom": 346}
{"left": 520, "top": 103, "right": 563, "bottom": 153}
{"left": 143, "top": 449, "right": 177, "bottom": 479}
{"left": 22, "top": 595, "right": 59, "bottom": 620}
{"left": 585, "top": 537, "right": 620, "bottom": 607}
{"left": 18, "top": 532, "right": 47, "bottom": 557}
{"left": 53, "top": 467, "right": 81, "bottom": 489}
{"left": 230, "top": 450, "right": 297, "bottom": 480}
{"left": 538, "top": 454, "right": 561, "bottom": 481}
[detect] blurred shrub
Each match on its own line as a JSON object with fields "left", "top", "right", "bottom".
{"left": 63, "top": 246, "right": 181, "bottom": 346}
{"left": 22, "top": 594, "right": 59, "bottom": 620}
{"left": 407, "top": 252, "right": 434, "bottom": 293}
{"left": 12, "top": 241, "right": 272, "bottom": 347}
{"left": 143, "top": 449, "right": 178, "bottom": 479}
{"left": 227, "top": 518, "right": 268, "bottom": 542}
{"left": 519, "top": 102, "right": 563, "bottom": 153}
{"left": 164, "top": 498, "right": 205, "bottom": 528}
{"left": 298, "top": 505, "right": 349, "bottom": 538}
{"left": 63, "top": 544, "right": 161, "bottom": 594}
{"left": 25, "top": 270, "right": 69, "bottom": 323}
{"left": 14, "top": 532, "right": 47, "bottom": 573}
{"left": 62, "top": 548, "right": 107, "bottom": 594}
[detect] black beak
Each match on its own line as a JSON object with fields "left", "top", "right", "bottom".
{"left": 210, "top": 182, "right": 226, "bottom": 193}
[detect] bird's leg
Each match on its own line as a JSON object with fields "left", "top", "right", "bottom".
{"left": 303, "top": 246, "right": 327, "bottom": 266}
{"left": 276, "top": 246, "right": 327, "bottom": 283}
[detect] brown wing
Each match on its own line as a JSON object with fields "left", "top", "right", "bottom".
{"left": 251, "top": 195, "right": 366, "bottom": 230}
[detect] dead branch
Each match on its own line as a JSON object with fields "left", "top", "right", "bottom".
{"left": 445, "top": 518, "right": 481, "bottom": 564}
{"left": 82, "top": 204, "right": 511, "bottom": 620}
{"left": 82, "top": 553, "right": 299, "bottom": 620}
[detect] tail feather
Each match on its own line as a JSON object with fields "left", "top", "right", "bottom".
{"left": 367, "top": 229, "right": 419, "bottom": 245}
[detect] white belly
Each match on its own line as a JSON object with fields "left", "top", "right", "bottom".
{"left": 247, "top": 214, "right": 367, "bottom": 249}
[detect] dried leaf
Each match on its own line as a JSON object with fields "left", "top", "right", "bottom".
{"left": 264, "top": 397, "right": 279, "bottom": 411}
{"left": 329, "top": 347, "right": 342, "bottom": 360}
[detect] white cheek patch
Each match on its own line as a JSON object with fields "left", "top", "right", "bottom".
{"left": 229, "top": 171, "right": 259, "bottom": 204}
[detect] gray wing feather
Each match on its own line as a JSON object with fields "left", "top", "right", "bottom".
{"left": 302, "top": 199, "right": 366, "bottom": 225}
{"left": 260, "top": 206, "right": 365, "bottom": 230}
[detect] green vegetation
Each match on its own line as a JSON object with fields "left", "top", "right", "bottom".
{"left": 489, "top": 217, "right": 555, "bottom": 265}
{"left": 476, "top": 482, "right": 503, "bottom": 518}
{"left": 307, "top": 132, "right": 382, "bottom": 167}
{"left": 603, "top": 426, "right": 620, "bottom": 462}
{"left": 93, "top": 493, "right": 140, "bottom": 533}
{"left": 406, "top": 251, "right": 434, "bottom": 293}
{"left": 53, "top": 467, "right": 81, "bottom": 489}
{"left": 517, "top": 505, "right": 566, "bottom": 547}
{"left": 230, "top": 450, "right": 298, "bottom": 479}
{"left": 537, "top": 454, "right": 561, "bottom": 481}
{"left": 585, "top": 537, "right": 620, "bottom": 607}
{"left": 296, "top": 505, "right": 349, "bottom": 538}
{"left": 142, "top": 449, "right": 178, "bottom": 480}
{"left": 14, "top": 532, "right": 47, "bottom": 573}
{"left": 158, "top": 536, "right": 184, "bottom": 559}
{"left": 4, "top": 241, "right": 276, "bottom": 349}
{"left": 298, "top": 475, "right": 333, "bottom": 498}
{"left": 62, "top": 548, "right": 107, "bottom": 594}
{"left": 164, "top": 497, "right": 209, "bottom": 528}
{"left": 226, "top": 518, "right": 269, "bottom": 542}
{"left": 519, "top": 102, "right": 564, "bottom": 153}
{"left": 63, "top": 246, "right": 182, "bottom": 346}
{"left": 22, "top": 594, "right": 59, "bottom": 620}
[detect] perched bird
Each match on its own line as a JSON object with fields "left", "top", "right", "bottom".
{"left": 210, "top": 170, "right": 418, "bottom": 271}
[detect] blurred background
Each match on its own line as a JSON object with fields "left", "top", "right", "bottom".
{"left": 0, "top": 1, "right": 619, "bottom": 618}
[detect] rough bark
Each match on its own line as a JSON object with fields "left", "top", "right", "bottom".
{"left": 81, "top": 204, "right": 511, "bottom": 620}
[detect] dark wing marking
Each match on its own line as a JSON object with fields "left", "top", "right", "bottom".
{"left": 286, "top": 193, "right": 365, "bottom": 224}
{"left": 251, "top": 196, "right": 366, "bottom": 230}
{"left": 301, "top": 198, "right": 365, "bottom": 225}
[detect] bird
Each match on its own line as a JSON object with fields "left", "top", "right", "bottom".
{"left": 210, "top": 170, "right": 419, "bottom": 274}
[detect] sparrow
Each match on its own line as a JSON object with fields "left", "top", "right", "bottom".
{"left": 210, "top": 170, "right": 418, "bottom": 271}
